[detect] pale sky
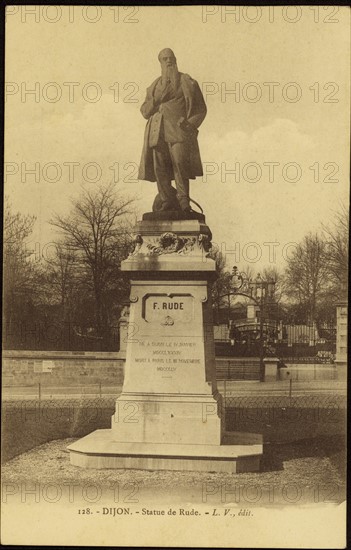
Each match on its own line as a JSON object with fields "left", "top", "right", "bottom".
{"left": 4, "top": 5, "right": 350, "bottom": 269}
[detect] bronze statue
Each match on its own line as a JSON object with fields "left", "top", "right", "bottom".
{"left": 138, "top": 48, "right": 207, "bottom": 215}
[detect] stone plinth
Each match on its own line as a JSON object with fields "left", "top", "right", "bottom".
{"left": 263, "top": 357, "right": 279, "bottom": 382}
{"left": 69, "top": 430, "right": 262, "bottom": 473}
{"left": 68, "top": 218, "right": 262, "bottom": 472}
{"left": 335, "top": 301, "right": 348, "bottom": 377}
{"left": 122, "top": 219, "right": 214, "bottom": 273}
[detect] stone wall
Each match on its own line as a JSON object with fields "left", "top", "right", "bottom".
{"left": 2, "top": 351, "right": 125, "bottom": 386}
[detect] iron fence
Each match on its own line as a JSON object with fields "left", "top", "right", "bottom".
{"left": 2, "top": 392, "right": 345, "bottom": 415}
{"left": 2, "top": 378, "right": 346, "bottom": 403}
{"left": 2, "top": 383, "right": 121, "bottom": 401}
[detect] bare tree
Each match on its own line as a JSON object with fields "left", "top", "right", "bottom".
{"left": 240, "top": 263, "right": 256, "bottom": 283}
{"left": 50, "top": 184, "right": 134, "bottom": 336}
{"left": 322, "top": 203, "right": 349, "bottom": 295}
{"left": 231, "top": 264, "right": 257, "bottom": 308}
{"left": 42, "top": 243, "right": 78, "bottom": 320}
{"left": 3, "top": 197, "right": 39, "bottom": 337}
{"left": 4, "top": 196, "right": 36, "bottom": 246}
{"left": 284, "top": 232, "right": 329, "bottom": 324}
{"left": 262, "top": 265, "right": 285, "bottom": 302}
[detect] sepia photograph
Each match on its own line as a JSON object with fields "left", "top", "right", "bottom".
{"left": 2, "top": 4, "right": 349, "bottom": 548}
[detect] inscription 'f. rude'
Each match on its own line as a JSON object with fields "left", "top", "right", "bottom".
{"left": 153, "top": 302, "right": 184, "bottom": 310}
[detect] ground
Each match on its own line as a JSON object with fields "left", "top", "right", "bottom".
{"left": 2, "top": 435, "right": 345, "bottom": 507}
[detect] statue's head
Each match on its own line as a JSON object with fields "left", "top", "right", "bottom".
{"left": 158, "top": 48, "right": 177, "bottom": 71}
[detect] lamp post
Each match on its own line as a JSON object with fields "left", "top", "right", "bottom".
{"left": 227, "top": 268, "right": 271, "bottom": 382}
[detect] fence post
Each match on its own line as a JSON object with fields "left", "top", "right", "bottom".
{"left": 38, "top": 382, "right": 41, "bottom": 402}
{"left": 289, "top": 378, "right": 292, "bottom": 402}
{"left": 99, "top": 382, "right": 102, "bottom": 398}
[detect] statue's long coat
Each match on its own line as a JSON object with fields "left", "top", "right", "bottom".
{"left": 138, "top": 73, "right": 207, "bottom": 182}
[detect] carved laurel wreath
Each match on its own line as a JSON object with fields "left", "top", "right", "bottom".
{"left": 129, "top": 232, "right": 212, "bottom": 256}
{"left": 147, "top": 232, "right": 196, "bottom": 255}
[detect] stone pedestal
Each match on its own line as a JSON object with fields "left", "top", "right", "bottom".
{"left": 68, "top": 217, "right": 262, "bottom": 472}
{"left": 263, "top": 357, "right": 279, "bottom": 382}
{"left": 335, "top": 301, "right": 348, "bottom": 378}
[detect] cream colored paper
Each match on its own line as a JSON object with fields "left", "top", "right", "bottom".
{"left": 2, "top": 5, "right": 348, "bottom": 548}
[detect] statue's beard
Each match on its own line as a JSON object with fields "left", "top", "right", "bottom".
{"left": 161, "top": 64, "right": 179, "bottom": 90}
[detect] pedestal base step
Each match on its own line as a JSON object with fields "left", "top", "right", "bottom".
{"left": 68, "top": 430, "right": 263, "bottom": 473}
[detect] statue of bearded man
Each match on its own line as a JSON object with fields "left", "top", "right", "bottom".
{"left": 138, "top": 48, "right": 207, "bottom": 215}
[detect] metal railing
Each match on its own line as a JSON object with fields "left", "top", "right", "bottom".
{"left": 2, "top": 383, "right": 122, "bottom": 401}
{"left": 217, "top": 378, "right": 346, "bottom": 407}
{"left": 2, "top": 376, "right": 346, "bottom": 403}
